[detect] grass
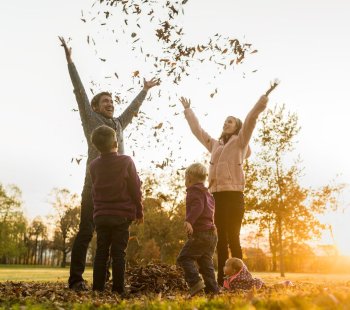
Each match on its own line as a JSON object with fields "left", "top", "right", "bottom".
{"left": 0, "top": 265, "right": 92, "bottom": 282}
{"left": 1, "top": 267, "right": 350, "bottom": 309}
{"left": 1, "top": 265, "right": 350, "bottom": 284}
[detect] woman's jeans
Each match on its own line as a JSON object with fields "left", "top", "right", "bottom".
{"left": 213, "top": 191, "right": 244, "bottom": 286}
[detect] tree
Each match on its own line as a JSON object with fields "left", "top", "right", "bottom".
{"left": 27, "top": 217, "right": 48, "bottom": 265}
{"left": 127, "top": 172, "right": 187, "bottom": 265}
{"left": 50, "top": 188, "right": 80, "bottom": 267}
{"left": 0, "top": 183, "right": 27, "bottom": 263}
{"left": 244, "top": 104, "right": 343, "bottom": 276}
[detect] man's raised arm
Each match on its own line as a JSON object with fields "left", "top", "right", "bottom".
{"left": 59, "top": 36, "right": 93, "bottom": 131}
{"left": 118, "top": 78, "right": 159, "bottom": 130}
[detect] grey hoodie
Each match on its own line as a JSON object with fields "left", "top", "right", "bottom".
{"left": 68, "top": 62, "right": 147, "bottom": 188}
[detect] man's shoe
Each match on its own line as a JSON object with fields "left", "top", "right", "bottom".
{"left": 189, "top": 280, "right": 205, "bottom": 296}
{"left": 112, "top": 289, "right": 129, "bottom": 299}
{"left": 70, "top": 281, "right": 88, "bottom": 291}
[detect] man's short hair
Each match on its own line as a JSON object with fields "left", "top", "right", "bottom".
{"left": 91, "top": 125, "right": 117, "bottom": 153}
{"left": 91, "top": 91, "right": 112, "bottom": 110}
{"left": 185, "top": 163, "right": 207, "bottom": 183}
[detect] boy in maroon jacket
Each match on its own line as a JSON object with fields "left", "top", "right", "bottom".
{"left": 90, "top": 125, "right": 143, "bottom": 294}
{"left": 177, "top": 163, "right": 219, "bottom": 296}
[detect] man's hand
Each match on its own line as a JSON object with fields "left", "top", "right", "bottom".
{"left": 143, "top": 78, "right": 159, "bottom": 91}
{"left": 184, "top": 221, "right": 193, "bottom": 235}
{"left": 179, "top": 97, "right": 191, "bottom": 109}
{"left": 58, "top": 36, "right": 72, "bottom": 64}
{"left": 134, "top": 217, "right": 144, "bottom": 225}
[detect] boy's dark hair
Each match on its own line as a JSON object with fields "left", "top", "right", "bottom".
{"left": 91, "top": 91, "right": 112, "bottom": 110}
{"left": 91, "top": 125, "right": 117, "bottom": 153}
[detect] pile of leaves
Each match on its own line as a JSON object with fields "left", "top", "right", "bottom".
{"left": 126, "top": 263, "right": 187, "bottom": 294}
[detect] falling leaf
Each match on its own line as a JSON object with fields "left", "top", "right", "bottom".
{"left": 210, "top": 88, "right": 218, "bottom": 98}
{"left": 154, "top": 123, "right": 163, "bottom": 130}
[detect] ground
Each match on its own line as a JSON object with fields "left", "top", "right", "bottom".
{"left": 1, "top": 266, "right": 350, "bottom": 309}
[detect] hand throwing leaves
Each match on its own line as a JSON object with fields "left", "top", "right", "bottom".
{"left": 179, "top": 97, "right": 191, "bottom": 109}
{"left": 265, "top": 79, "right": 280, "bottom": 97}
{"left": 143, "top": 77, "right": 160, "bottom": 91}
{"left": 58, "top": 36, "right": 72, "bottom": 64}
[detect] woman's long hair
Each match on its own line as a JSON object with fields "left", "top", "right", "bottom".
{"left": 219, "top": 117, "right": 243, "bottom": 144}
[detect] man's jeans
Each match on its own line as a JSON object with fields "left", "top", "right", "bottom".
{"left": 93, "top": 215, "right": 131, "bottom": 293}
{"left": 69, "top": 185, "right": 94, "bottom": 287}
{"left": 177, "top": 229, "right": 219, "bottom": 293}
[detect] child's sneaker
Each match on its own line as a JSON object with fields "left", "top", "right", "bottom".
{"left": 190, "top": 280, "right": 205, "bottom": 296}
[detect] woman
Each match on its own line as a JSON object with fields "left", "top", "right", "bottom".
{"left": 179, "top": 94, "right": 268, "bottom": 285}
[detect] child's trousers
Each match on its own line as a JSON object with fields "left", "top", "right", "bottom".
{"left": 93, "top": 215, "right": 131, "bottom": 293}
{"left": 177, "top": 229, "right": 219, "bottom": 293}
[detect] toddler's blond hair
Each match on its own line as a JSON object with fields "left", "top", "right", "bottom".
{"left": 226, "top": 257, "right": 244, "bottom": 273}
{"left": 185, "top": 163, "right": 207, "bottom": 183}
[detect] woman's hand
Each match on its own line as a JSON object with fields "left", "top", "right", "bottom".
{"left": 265, "top": 79, "right": 280, "bottom": 96}
{"left": 179, "top": 97, "right": 191, "bottom": 109}
{"left": 58, "top": 36, "right": 72, "bottom": 64}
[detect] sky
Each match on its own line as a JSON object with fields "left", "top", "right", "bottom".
{"left": 1, "top": 0, "right": 349, "bottom": 254}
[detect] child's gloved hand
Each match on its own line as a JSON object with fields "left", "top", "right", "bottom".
{"left": 184, "top": 221, "right": 193, "bottom": 235}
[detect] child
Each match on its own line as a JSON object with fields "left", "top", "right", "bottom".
{"left": 223, "top": 258, "right": 265, "bottom": 291}
{"left": 223, "top": 258, "right": 293, "bottom": 291}
{"left": 89, "top": 125, "right": 143, "bottom": 294}
{"left": 176, "top": 163, "right": 219, "bottom": 296}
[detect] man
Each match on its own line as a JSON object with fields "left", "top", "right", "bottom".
{"left": 59, "top": 37, "right": 158, "bottom": 290}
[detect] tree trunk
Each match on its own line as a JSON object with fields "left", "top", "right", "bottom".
{"left": 277, "top": 216, "right": 285, "bottom": 277}
{"left": 61, "top": 251, "right": 67, "bottom": 268}
{"left": 61, "top": 237, "right": 67, "bottom": 267}
{"left": 268, "top": 224, "right": 277, "bottom": 272}
{"left": 34, "top": 238, "right": 38, "bottom": 265}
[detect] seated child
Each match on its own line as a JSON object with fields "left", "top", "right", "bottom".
{"left": 90, "top": 125, "right": 144, "bottom": 294}
{"left": 223, "top": 258, "right": 265, "bottom": 291}
{"left": 176, "top": 163, "right": 219, "bottom": 296}
{"left": 223, "top": 258, "right": 293, "bottom": 291}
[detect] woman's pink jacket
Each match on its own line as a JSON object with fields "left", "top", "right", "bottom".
{"left": 184, "top": 97, "right": 266, "bottom": 193}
